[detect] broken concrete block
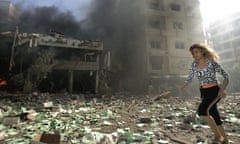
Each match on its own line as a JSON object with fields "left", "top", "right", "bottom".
{"left": 43, "top": 101, "right": 53, "bottom": 108}
{"left": 32, "top": 134, "right": 42, "bottom": 142}
{"left": 40, "top": 132, "right": 60, "bottom": 144}
{"left": 2, "top": 116, "right": 20, "bottom": 126}
{"left": 27, "top": 113, "right": 36, "bottom": 121}
{"left": 0, "top": 109, "right": 3, "bottom": 118}
{"left": 0, "top": 130, "right": 7, "bottom": 141}
{"left": 152, "top": 91, "right": 171, "bottom": 101}
{"left": 103, "top": 120, "right": 113, "bottom": 126}
{"left": 139, "top": 117, "right": 152, "bottom": 123}
{"left": 158, "top": 139, "right": 169, "bottom": 144}
{"left": 32, "top": 92, "right": 39, "bottom": 96}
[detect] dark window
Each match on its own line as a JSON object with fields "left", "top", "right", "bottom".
{"left": 170, "top": 4, "right": 181, "bottom": 11}
{"left": 150, "top": 40, "right": 161, "bottom": 48}
{"left": 86, "top": 54, "right": 97, "bottom": 62}
{"left": 149, "top": 0, "right": 163, "bottom": 10}
{"left": 150, "top": 56, "right": 163, "bottom": 70}
{"left": 175, "top": 42, "right": 185, "bottom": 49}
{"left": 149, "top": 0, "right": 159, "bottom": 9}
{"left": 186, "top": 6, "right": 194, "bottom": 17}
{"left": 173, "top": 22, "right": 183, "bottom": 30}
{"left": 149, "top": 20, "right": 160, "bottom": 28}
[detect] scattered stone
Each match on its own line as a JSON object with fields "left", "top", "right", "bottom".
{"left": 152, "top": 91, "right": 171, "bottom": 101}
{"left": 33, "top": 132, "right": 60, "bottom": 144}
{"left": 43, "top": 101, "right": 53, "bottom": 108}
{"left": 0, "top": 131, "right": 7, "bottom": 141}
{"left": 2, "top": 117, "right": 20, "bottom": 126}
{"left": 139, "top": 117, "right": 152, "bottom": 124}
{"left": 0, "top": 109, "right": 3, "bottom": 118}
{"left": 40, "top": 132, "right": 60, "bottom": 144}
{"left": 32, "top": 92, "right": 39, "bottom": 96}
{"left": 0, "top": 93, "right": 239, "bottom": 143}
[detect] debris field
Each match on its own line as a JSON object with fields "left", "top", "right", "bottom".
{"left": 0, "top": 92, "right": 239, "bottom": 144}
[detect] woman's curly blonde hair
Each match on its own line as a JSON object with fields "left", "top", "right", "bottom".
{"left": 189, "top": 44, "right": 219, "bottom": 61}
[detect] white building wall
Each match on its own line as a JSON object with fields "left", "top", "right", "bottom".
{"left": 142, "top": 0, "right": 204, "bottom": 76}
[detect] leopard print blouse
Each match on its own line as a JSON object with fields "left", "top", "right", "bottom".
{"left": 185, "top": 59, "right": 229, "bottom": 86}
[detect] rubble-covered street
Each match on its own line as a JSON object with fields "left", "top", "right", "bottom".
{"left": 1, "top": 0, "right": 240, "bottom": 144}
{"left": 0, "top": 92, "right": 239, "bottom": 144}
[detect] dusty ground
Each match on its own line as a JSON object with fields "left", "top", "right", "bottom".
{"left": 0, "top": 92, "right": 239, "bottom": 144}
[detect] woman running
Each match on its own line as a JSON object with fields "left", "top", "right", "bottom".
{"left": 179, "top": 44, "right": 229, "bottom": 144}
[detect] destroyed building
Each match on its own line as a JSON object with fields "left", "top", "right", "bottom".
{"left": 0, "top": 31, "right": 106, "bottom": 93}
{"left": 0, "top": 0, "right": 204, "bottom": 94}
{"left": 0, "top": 1, "right": 108, "bottom": 93}
{"left": 7, "top": 32, "right": 104, "bottom": 93}
{"left": 0, "top": 1, "right": 19, "bottom": 90}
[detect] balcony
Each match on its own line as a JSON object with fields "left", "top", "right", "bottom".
{"left": 53, "top": 60, "right": 99, "bottom": 71}
{"left": 38, "top": 36, "right": 103, "bottom": 51}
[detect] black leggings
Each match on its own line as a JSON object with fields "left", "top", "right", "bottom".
{"left": 198, "top": 85, "right": 222, "bottom": 125}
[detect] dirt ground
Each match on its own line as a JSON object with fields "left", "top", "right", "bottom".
{"left": 0, "top": 92, "right": 239, "bottom": 144}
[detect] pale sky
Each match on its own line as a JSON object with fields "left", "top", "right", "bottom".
{"left": 199, "top": 0, "right": 240, "bottom": 27}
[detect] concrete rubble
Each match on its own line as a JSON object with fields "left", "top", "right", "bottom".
{"left": 0, "top": 93, "right": 239, "bottom": 144}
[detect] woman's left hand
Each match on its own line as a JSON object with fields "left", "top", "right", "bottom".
{"left": 218, "top": 88, "right": 227, "bottom": 98}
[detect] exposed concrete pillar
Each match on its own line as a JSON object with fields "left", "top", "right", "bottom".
{"left": 95, "top": 71, "right": 99, "bottom": 94}
{"left": 95, "top": 55, "right": 100, "bottom": 93}
{"left": 68, "top": 70, "right": 74, "bottom": 94}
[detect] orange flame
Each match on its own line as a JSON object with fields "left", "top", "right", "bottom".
{"left": 0, "top": 79, "right": 7, "bottom": 86}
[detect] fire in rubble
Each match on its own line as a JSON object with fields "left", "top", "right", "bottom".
{"left": 0, "top": 78, "right": 7, "bottom": 87}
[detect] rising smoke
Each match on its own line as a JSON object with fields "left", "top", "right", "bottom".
{"left": 16, "top": 0, "right": 123, "bottom": 39}
{"left": 18, "top": 7, "right": 82, "bottom": 38}
{"left": 22, "top": 0, "right": 145, "bottom": 91}
{"left": 0, "top": 0, "right": 146, "bottom": 92}
{"left": 81, "top": 0, "right": 120, "bottom": 38}
{"left": 85, "top": 0, "right": 146, "bottom": 91}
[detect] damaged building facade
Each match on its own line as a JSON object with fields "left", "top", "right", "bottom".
{"left": 1, "top": 32, "right": 105, "bottom": 94}
{"left": 110, "top": 0, "right": 204, "bottom": 92}
{"left": 0, "top": 1, "right": 19, "bottom": 90}
{"left": 0, "top": 1, "right": 107, "bottom": 93}
{"left": 0, "top": 0, "right": 204, "bottom": 94}
{"left": 14, "top": 32, "right": 103, "bottom": 93}
{"left": 0, "top": 31, "right": 105, "bottom": 93}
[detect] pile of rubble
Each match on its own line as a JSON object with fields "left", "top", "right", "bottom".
{"left": 0, "top": 92, "right": 239, "bottom": 144}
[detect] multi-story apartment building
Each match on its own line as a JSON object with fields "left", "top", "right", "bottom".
{"left": 207, "top": 12, "right": 240, "bottom": 69}
{"left": 115, "top": 0, "right": 204, "bottom": 91}
{"left": 144, "top": 0, "right": 204, "bottom": 75}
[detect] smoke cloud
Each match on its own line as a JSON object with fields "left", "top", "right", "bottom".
{"left": 0, "top": 0, "right": 146, "bottom": 92}
{"left": 15, "top": 0, "right": 121, "bottom": 39}
{"left": 84, "top": 0, "right": 146, "bottom": 91}
{"left": 18, "top": 6, "right": 82, "bottom": 38}
{"left": 80, "top": 0, "right": 120, "bottom": 38}
{"left": 12, "top": 0, "right": 93, "bottom": 21}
